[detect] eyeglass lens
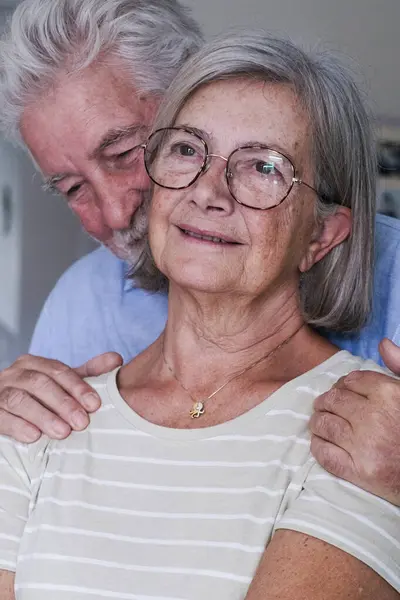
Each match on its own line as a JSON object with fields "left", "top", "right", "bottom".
{"left": 144, "top": 128, "right": 296, "bottom": 209}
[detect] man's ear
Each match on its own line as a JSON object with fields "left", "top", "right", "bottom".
{"left": 299, "top": 206, "right": 352, "bottom": 273}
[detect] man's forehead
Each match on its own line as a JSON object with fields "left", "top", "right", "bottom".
{"left": 20, "top": 62, "right": 159, "bottom": 182}
{"left": 21, "top": 61, "right": 150, "bottom": 137}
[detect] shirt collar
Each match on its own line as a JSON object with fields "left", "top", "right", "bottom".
{"left": 122, "top": 260, "right": 135, "bottom": 293}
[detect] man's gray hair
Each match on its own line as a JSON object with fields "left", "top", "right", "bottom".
{"left": 136, "top": 31, "right": 376, "bottom": 332}
{"left": 0, "top": 0, "right": 203, "bottom": 143}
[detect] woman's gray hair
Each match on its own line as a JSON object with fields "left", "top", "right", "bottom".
{"left": 135, "top": 30, "right": 376, "bottom": 332}
{"left": 0, "top": 0, "right": 203, "bottom": 143}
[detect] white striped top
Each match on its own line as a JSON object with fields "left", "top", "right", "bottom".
{"left": 0, "top": 350, "right": 399, "bottom": 599}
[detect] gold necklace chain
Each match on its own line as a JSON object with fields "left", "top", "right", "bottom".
{"left": 161, "top": 325, "right": 303, "bottom": 419}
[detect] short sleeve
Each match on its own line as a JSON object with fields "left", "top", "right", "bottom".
{"left": 0, "top": 436, "right": 49, "bottom": 571}
{"left": 275, "top": 458, "right": 400, "bottom": 592}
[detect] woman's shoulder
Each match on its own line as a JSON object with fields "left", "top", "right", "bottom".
{"left": 84, "top": 367, "right": 123, "bottom": 412}
{"left": 273, "top": 350, "right": 393, "bottom": 417}
{"left": 306, "top": 350, "right": 391, "bottom": 385}
{"left": 0, "top": 430, "right": 52, "bottom": 487}
{"left": 0, "top": 367, "right": 128, "bottom": 473}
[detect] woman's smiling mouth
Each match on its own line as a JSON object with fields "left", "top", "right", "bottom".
{"left": 177, "top": 225, "right": 241, "bottom": 245}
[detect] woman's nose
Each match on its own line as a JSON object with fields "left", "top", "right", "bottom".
{"left": 203, "top": 153, "right": 228, "bottom": 172}
{"left": 191, "top": 154, "right": 235, "bottom": 213}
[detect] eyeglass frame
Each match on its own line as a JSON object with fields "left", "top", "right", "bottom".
{"left": 137, "top": 126, "right": 334, "bottom": 210}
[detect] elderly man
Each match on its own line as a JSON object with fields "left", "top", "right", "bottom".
{"left": 0, "top": 0, "right": 399, "bottom": 511}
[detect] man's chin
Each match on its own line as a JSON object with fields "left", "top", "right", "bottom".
{"left": 106, "top": 238, "right": 147, "bottom": 264}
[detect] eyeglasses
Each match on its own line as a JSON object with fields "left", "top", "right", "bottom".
{"left": 141, "top": 126, "right": 332, "bottom": 210}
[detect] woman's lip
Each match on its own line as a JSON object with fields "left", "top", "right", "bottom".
{"left": 176, "top": 225, "right": 241, "bottom": 244}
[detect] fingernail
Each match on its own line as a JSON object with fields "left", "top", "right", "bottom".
{"left": 71, "top": 409, "right": 89, "bottom": 430}
{"left": 82, "top": 392, "right": 100, "bottom": 412}
{"left": 21, "top": 428, "right": 41, "bottom": 443}
{"left": 52, "top": 420, "right": 70, "bottom": 438}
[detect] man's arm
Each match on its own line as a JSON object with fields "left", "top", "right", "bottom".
{"left": 310, "top": 338, "right": 400, "bottom": 506}
{"left": 245, "top": 530, "right": 398, "bottom": 600}
{"left": 0, "top": 570, "right": 15, "bottom": 600}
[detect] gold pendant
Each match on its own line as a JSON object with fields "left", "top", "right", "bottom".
{"left": 190, "top": 402, "right": 205, "bottom": 419}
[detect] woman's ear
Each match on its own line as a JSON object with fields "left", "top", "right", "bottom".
{"left": 299, "top": 206, "right": 352, "bottom": 273}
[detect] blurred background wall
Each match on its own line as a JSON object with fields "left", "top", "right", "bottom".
{"left": 0, "top": 0, "right": 398, "bottom": 365}
{"left": 185, "top": 0, "right": 400, "bottom": 121}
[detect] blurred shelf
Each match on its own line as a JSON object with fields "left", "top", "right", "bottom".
{"left": 378, "top": 177, "right": 400, "bottom": 191}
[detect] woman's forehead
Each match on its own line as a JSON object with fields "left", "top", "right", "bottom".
{"left": 175, "top": 79, "right": 311, "bottom": 156}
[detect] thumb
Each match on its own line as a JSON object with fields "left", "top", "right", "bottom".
{"left": 379, "top": 338, "right": 400, "bottom": 375}
{"left": 74, "top": 352, "right": 123, "bottom": 378}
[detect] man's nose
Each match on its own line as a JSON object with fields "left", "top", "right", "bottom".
{"left": 94, "top": 170, "right": 150, "bottom": 230}
{"left": 95, "top": 184, "right": 141, "bottom": 230}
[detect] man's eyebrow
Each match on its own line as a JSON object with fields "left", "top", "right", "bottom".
{"left": 42, "top": 174, "right": 68, "bottom": 194}
{"left": 42, "top": 125, "right": 148, "bottom": 193}
{"left": 90, "top": 124, "right": 147, "bottom": 159}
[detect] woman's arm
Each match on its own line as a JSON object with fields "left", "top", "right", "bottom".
{"left": 245, "top": 530, "right": 399, "bottom": 600}
{"left": 0, "top": 570, "right": 15, "bottom": 600}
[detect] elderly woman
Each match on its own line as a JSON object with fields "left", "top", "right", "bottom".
{"left": 0, "top": 31, "right": 399, "bottom": 600}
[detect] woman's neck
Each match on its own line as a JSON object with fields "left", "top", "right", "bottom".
{"left": 162, "top": 282, "right": 310, "bottom": 390}
{"left": 118, "top": 281, "right": 338, "bottom": 429}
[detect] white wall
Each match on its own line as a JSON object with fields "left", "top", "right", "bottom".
{"left": 183, "top": 0, "right": 400, "bottom": 120}
{"left": 0, "top": 139, "right": 22, "bottom": 335}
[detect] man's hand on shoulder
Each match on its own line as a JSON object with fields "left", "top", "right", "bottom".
{"left": 310, "top": 338, "right": 400, "bottom": 506}
{"left": 0, "top": 352, "right": 123, "bottom": 442}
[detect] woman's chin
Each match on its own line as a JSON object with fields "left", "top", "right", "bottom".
{"left": 166, "top": 265, "right": 236, "bottom": 295}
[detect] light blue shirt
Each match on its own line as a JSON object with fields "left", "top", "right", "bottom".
{"left": 30, "top": 214, "right": 400, "bottom": 367}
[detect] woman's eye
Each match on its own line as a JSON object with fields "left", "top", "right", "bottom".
{"left": 171, "top": 143, "right": 197, "bottom": 157}
{"left": 256, "top": 161, "right": 278, "bottom": 176}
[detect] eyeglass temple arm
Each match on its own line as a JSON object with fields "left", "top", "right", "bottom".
{"left": 293, "top": 177, "right": 336, "bottom": 205}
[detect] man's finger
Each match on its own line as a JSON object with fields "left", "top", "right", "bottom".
{"left": 0, "top": 386, "right": 75, "bottom": 438}
{"left": 309, "top": 412, "right": 353, "bottom": 451}
{"left": 11, "top": 374, "right": 90, "bottom": 432}
{"left": 0, "top": 408, "right": 42, "bottom": 443}
{"left": 75, "top": 352, "right": 123, "bottom": 379}
{"left": 310, "top": 435, "right": 354, "bottom": 481}
{"left": 333, "top": 369, "right": 398, "bottom": 398}
{"left": 379, "top": 338, "right": 400, "bottom": 375}
{"left": 313, "top": 387, "right": 366, "bottom": 421}
{"left": 11, "top": 355, "right": 101, "bottom": 412}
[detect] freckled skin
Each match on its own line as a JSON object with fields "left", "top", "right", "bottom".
{"left": 20, "top": 62, "right": 159, "bottom": 253}
{"left": 149, "top": 79, "right": 318, "bottom": 300}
